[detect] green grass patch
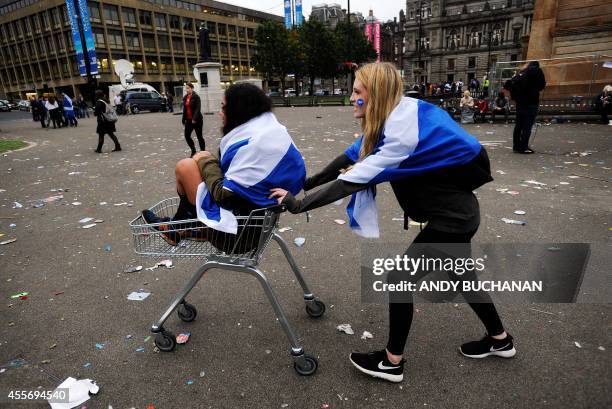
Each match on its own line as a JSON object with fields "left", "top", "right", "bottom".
{"left": 0, "top": 140, "right": 28, "bottom": 153}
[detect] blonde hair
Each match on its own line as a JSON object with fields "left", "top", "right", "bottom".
{"left": 463, "top": 90, "right": 471, "bottom": 98}
{"left": 604, "top": 85, "right": 612, "bottom": 93}
{"left": 355, "top": 62, "right": 403, "bottom": 159}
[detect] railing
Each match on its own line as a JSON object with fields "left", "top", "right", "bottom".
{"left": 270, "top": 95, "right": 348, "bottom": 107}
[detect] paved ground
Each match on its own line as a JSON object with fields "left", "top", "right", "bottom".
{"left": 0, "top": 108, "right": 610, "bottom": 409}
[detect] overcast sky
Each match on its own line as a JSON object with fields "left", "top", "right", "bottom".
{"left": 220, "top": 0, "right": 405, "bottom": 22}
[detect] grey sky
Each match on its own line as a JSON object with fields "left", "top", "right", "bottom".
{"left": 220, "top": 0, "right": 405, "bottom": 23}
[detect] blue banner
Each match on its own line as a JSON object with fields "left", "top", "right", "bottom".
{"left": 66, "top": 0, "right": 87, "bottom": 76}
{"left": 77, "top": 0, "right": 98, "bottom": 75}
{"left": 295, "top": 0, "right": 303, "bottom": 26}
{"left": 284, "top": 0, "right": 292, "bottom": 29}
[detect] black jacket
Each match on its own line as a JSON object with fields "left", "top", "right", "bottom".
{"left": 94, "top": 99, "right": 116, "bottom": 134}
{"left": 182, "top": 92, "right": 203, "bottom": 124}
{"left": 505, "top": 64, "right": 546, "bottom": 107}
{"left": 283, "top": 147, "right": 492, "bottom": 234}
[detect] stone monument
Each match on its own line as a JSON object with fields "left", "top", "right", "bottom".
{"left": 193, "top": 22, "right": 222, "bottom": 114}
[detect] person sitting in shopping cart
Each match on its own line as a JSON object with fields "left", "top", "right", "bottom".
{"left": 142, "top": 83, "right": 306, "bottom": 246}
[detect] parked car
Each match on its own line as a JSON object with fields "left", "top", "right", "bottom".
{"left": 125, "top": 91, "right": 165, "bottom": 114}
{"left": 0, "top": 99, "right": 17, "bottom": 110}
{"left": 17, "top": 100, "right": 30, "bottom": 111}
{"left": 0, "top": 101, "right": 10, "bottom": 112}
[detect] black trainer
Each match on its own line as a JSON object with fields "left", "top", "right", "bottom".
{"left": 141, "top": 210, "right": 181, "bottom": 246}
{"left": 349, "top": 349, "right": 404, "bottom": 383}
{"left": 460, "top": 333, "right": 516, "bottom": 359}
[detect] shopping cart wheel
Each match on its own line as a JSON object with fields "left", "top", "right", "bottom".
{"left": 155, "top": 330, "right": 176, "bottom": 352}
{"left": 306, "top": 300, "right": 326, "bottom": 318}
{"left": 294, "top": 353, "right": 318, "bottom": 376}
{"left": 178, "top": 302, "right": 197, "bottom": 322}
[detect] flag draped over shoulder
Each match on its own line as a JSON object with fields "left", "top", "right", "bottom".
{"left": 196, "top": 112, "right": 305, "bottom": 234}
{"left": 339, "top": 97, "right": 482, "bottom": 238}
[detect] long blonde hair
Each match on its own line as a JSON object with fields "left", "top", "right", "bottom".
{"left": 355, "top": 62, "right": 403, "bottom": 159}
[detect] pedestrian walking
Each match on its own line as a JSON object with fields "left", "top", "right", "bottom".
{"left": 62, "top": 93, "right": 78, "bottom": 127}
{"left": 94, "top": 90, "right": 121, "bottom": 153}
{"left": 167, "top": 92, "right": 174, "bottom": 113}
{"left": 45, "top": 96, "right": 61, "bottom": 129}
{"left": 182, "top": 82, "right": 205, "bottom": 156}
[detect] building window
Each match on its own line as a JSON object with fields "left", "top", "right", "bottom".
{"left": 126, "top": 32, "right": 140, "bottom": 49}
{"left": 88, "top": 3, "right": 101, "bottom": 22}
{"left": 147, "top": 58, "right": 159, "bottom": 73}
{"left": 448, "top": 30, "right": 459, "bottom": 49}
{"left": 31, "top": 15, "right": 41, "bottom": 33}
{"left": 169, "top": 15, "right": 181, "bottom": 30}
{"left": 183, "top": 18, "right": 193, "bottom": 32}
{"left": 103, "top": 4, "right": 120, "bottom": 25}
{"left": 172, "top": 37, "right": 183, "bottom": 52}
{"left": 93, "top": 27, "right": 106, "bottom": 47}
{"left": 469, "top": 27, "right": 481, "bottom": 48}
{"left": 513, "top": 28, "right": 520, "bottom": 42}
{"left": 468, "top": 56, "right": 476, "bottom": 68}
{"left": 490, "top": 55, "right": 498, "bottom": 66}
{"left": 139, "top": 10, "right": 152, "bottom": 27}
{"left": 510, "top": 54, "right": 518, "bottom": 61}
{"left": 51, "top": 8, "right": 61, "bottom": 27}
{"left": 107, "top": 30, "right": 123, "bottom": 49}
{"left": 142, "top": 33, "right": 155, "bottom": 50}
{"left": 492, "top": 24, "right": 503, "bottom": 46}
{"left": 123, "top": 8, "right": 137, "bottom": 27}
{"left": 55, "top": 33, "right": 65, "bottom": 51}
{"left": 419, "top": 37, "right": 430, "bottom": 50}
{"left": 155, "top": 13, "right": 167, "bottom": 31}
{"left": 447, "top": 58, "right": 455, "bottom": 70}
{"left": 157, "top": 34, "right": 169, "bottom": 50}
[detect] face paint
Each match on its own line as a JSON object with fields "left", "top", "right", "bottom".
{"left": 357, "top": 98, "right": 364, "bottom": 106}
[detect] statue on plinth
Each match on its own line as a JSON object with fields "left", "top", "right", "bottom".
{"left": 198, "top": 22, "right": 213, "bottom": 63}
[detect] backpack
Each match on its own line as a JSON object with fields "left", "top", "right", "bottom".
{"left": 100, "top": 100, "right": 118, "bottom": 123}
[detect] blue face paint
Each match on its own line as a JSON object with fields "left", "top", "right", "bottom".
{"left": 357, "top": 98, "right": 364, "bottom": 106}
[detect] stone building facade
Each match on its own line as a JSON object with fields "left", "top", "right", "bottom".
{"left": 403, "top": 0, "right": 534, "bottom": 85}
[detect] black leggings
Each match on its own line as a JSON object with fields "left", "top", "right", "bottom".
{"left": 96, "top": 132, "right": 120, "bottom": 151}
{"left": 386, "top": 226, "right": 505, "bottom": 355}
{"left": 184, "top": 121, "right": 205, "bottom": 154}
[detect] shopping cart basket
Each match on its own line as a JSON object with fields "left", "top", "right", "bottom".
{"left": 129, "top": 197, "right": 325, "bottom": 375}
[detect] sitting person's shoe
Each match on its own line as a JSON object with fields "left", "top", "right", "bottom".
{"left": 141, "top": 210, "right": 181, "bottom": 246}
{"left": 349, "top": 349, "right": 404, "bottom": 383}
{"left": 183, "top": 227, "right": 209, "bottom": 242}
{"left": 460, "top": 333, "right": 516, "bottom": 359}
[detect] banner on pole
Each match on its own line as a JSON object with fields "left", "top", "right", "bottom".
{"left": 65, "top": 0, "right": 87, "bottom": 76}
{"left": 77, "top": 0, "right": 99, "bottom": 75}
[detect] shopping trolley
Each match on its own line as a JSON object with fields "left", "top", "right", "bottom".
{"left": 129, "top": 197, "right": 325, "bottom": 375}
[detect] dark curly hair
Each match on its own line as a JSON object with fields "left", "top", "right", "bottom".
{"left": 222, "top": 83, "right": 272, "bottom": 135}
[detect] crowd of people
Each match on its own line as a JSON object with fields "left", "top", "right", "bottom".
{"left": 410, "top": 75, "right": 491, "bottom": 98}
{"left": 29, "top": 93, "right": 89, "bottom": 129}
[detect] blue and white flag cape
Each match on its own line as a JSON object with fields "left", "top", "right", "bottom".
{"left": 339, "top": 97, "right": 482, "bottom": 238}
{"left": 63, "top": 95, "right": 74, "bottom": 112}
{"left": 196, "top": 112, "right": 305, "bottom": 234}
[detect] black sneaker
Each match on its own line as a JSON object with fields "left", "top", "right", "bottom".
{"left": 349, "top": 349, "right": 404, "bottom": 383}
{"left": 141, "top": 210, "right": 181, "bottom": 246}
{"left": 460, "top": 333, "right": 516, "bottom": 359}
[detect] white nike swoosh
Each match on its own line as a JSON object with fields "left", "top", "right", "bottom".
{"left": 490, "top": 343, "right": 510, "bottom": 352}
{"left": 378, "top": 361, "right": 400, "bottom": 371}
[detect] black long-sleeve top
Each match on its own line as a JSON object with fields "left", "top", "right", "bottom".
{"left": 282, "top": 148, "right": 493, "bottom": 234}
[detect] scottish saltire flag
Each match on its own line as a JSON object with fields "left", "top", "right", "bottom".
{"left": 196, "top": 112, "right": 305, "bottom": 234}
{"left": 63, "top": 95, "right": 74, "bottom": 112}
{"left": 339, "top": 97, "right": 482, "bottom": 238}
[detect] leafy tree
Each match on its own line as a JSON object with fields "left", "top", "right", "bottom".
{"left": 334, "top": 21, "right": 378, "bottom": 86}
{"left": 298, "top": 18, "right": 339, "bottom": 95}
{"left": 252, "top": 21, "right": 292, "bottom": 91}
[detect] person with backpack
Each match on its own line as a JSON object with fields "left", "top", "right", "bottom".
{"left": 94, "top": 89, "right": 121, "bottom": 153}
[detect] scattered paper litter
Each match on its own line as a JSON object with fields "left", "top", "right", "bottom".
{"left": 598, "top": 346, "right": 605, "bottom": 351}
{"left": 124, "top": 266, "right": 143, "bottom": 273}
{"left": 336, "top": 324, "right": 354, "bottom": 335}
{"left": 127, "top": 291, "right": 151, "bottom": 301}
{"left": 82, "top": 224, "right": 97, "bottom": 229}
{"left": 333, "top": 219, "right": 346, "bottom": 225}
{"left": 95, "top": 343, "right": 104, "bottom": 350}
{"left": 278, "top": 227, "right": 292, "bottom": 233}
{"left": 501, "top": 218, "right": 527, "bottom": 225}
{"left": 145, "top": 259, "right": 173, "bottom": 270}
{"left": 513, "top": 210, "right": 526, "bottom": 215}
{"left": 523, "top": 180, "right": 547, "bottom": 186}
{"left": 332, "top": 199, "right": 344, "bottom": 206}
{"left": 13, "top": 202, "right": 23, "bottom": 209}
{"left": 574, "top": 341, "right": 582, "bottom": 349}
{"left": 79, "top": 217, "right": 94, "bottom": 224}
{"left": 48, "top": 377, "right": 99, "bottom": 409}
{"left": 72, "top": 202, "right": 82, "bottom": 206}
{"left": 559, "top": 181, "right": 570, "bottom": 185}
{"left": 495, "top": 170, "right": 506, "bottom": 175}
{"left": 361, "top": 331, "right": 373, "bottom": 340}
{"left": 1, "top": 238, "right": 17, "bottom": 245}
{"left": 176, "top": 333, "right": 191, "bottom": 344}
{"left": 294, "top": 237, "right": 306, "bottom": 247}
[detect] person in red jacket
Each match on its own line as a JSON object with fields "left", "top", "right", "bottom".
{"left": 182, "top": 82, "right": 205, "bottom": 156}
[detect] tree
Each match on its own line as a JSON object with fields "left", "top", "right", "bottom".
{"left": 334, "top": 21, "right": 378, "bottom": 87}
{"left": 252, "top": 21, "right": 292, "bottom": 92}
{"left": 298, "top": 18, "right": 339, "bottom": 96}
